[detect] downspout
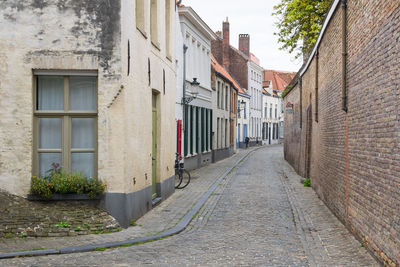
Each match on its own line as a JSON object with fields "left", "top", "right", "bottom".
{"left": 341, "top": 0, "right": 348, "bottom": 112}
{"left": 315, "top": 51, "right": 319, "bottom": 122}
{"left": 342, "top": 0, "right": 350, "bottom": 225}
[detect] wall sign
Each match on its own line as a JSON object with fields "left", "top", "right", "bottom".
{"left": 286, "top": 102, "right": 294, "bottom": 114}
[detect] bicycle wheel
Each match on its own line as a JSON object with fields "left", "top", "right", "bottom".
{"left": 177, "top": 169, "right": 190, "bottom": 189}
{"left": 175, "top": 171, "right": 183, "bottom": 189}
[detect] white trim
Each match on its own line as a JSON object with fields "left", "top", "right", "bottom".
{"left": 178, "top": 7, "right": 217, "bottom": 41}
{"left": 33, "top": 70, "right": 98, "bottom": 76}
{"left": 300, "top": 0, "right": 340, "bottom": 77}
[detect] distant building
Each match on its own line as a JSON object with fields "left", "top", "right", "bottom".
{"left": 211, "top": 19, "right": 263, "bottom": 147}
{"left": 262, "top": 70, "right": 296, "bottom": 144}
{"left": 210, "top": 55, "right": 238, "bottom": 162}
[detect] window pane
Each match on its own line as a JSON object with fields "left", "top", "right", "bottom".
{"left": 72, "top": 153, "right": 94, "bottom": 178}
{"left": 72, "top": 118, "right": 94, "bottom": 149}
{"left": 69, "top": 76, "right": 97, "bottom": 110}
{"left": 39, "top": 118, "right": 62, "bottom": 149}
{"left": 37, "top": 76, "right": 64, "bottom": 110}
{"left": 39, "top": 153, "right": 61, "bottom": 178}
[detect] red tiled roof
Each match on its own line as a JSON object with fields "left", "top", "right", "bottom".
{"left": 211, "top": 55, "right": 247, "bottom": 95}
{"left": 249, "top": 53, "right": 260, "bottom": 65}
{"left": 263, "top": 70, "right": 296, "bottom": 91}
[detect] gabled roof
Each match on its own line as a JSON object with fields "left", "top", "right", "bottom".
{"left": 211, "top": 54, "right": 248, "bottom": 96}
{"left": 250, "top": 53, "right": 260, "bottom": 65}
{"left": 263, "top": 70, "right": 296, "bottom": 91}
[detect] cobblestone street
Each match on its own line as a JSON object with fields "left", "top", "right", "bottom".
{"left": 1, "top": 146, "right": 379, "bottom": 266}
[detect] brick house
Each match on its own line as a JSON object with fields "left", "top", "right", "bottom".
{"left": 283, "top": 0, "right": 400, "bottom": 265}
{"left": 211, "top": 19, "right": 263, "bottom": 147}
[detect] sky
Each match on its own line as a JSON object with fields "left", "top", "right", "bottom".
{"left": 183, "top": 0, "right": 303, "bottom": 72}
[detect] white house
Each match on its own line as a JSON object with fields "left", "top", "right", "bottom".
{"left": 262, "top": 70, "right": 296, "bottom": 144}
{"left": 177, "top": 6, "right": 217, "bottom": 170}
{"left": 248, "top": 54, "right": 263, "bottom": 145}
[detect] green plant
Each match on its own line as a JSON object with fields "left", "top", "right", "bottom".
{"left": 85, "top": 177, "right": 106, "bottom": 199}
{"left": 94, "top": 247, "right": 107, "bottom": 251}
{"left": 30, "top": 176, "right": 52, "bottom": 199}
{"left": 304, "top": 178, "right": 311, "bottom": 187}
{"left": 281, "top": 84, "right": 294, "bottom": 99}
{"left": 55, "top": 222, "right": 71, "bottom": 228}
{"left": 273, "top": 0, "right": 331, "bottom": 58}
{"left": 5, "top": 233, "right": 13, "bottom": 239}
{"left": 50, "top": 170, "right": 86, "bottom": 194}
{"left": 129, "top": 219, "right": 137, "bottom": 226}
{"left": 30, "top": 169, "right": 106, "bottom": 199}
{"left": 19, "top": 232, "right": 27, "bottom": 238}
{"left": 74, "top": 226, "right": 82, "bottom": 231}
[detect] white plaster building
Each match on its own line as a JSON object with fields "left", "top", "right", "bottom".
{"left": 210, "top": 55, "right": 238, "bottom": 162}
{"left": 237, "top": 90, "right": 251, "bottom": 148}
{"left": 262, "top": 70, "right": 296, "bottom": 144}
{"left": 248, "top": 55, "right": 263, "bottom": 145}
{"left": 0, "top": 0, "right": 177, "bottom": 227}
{"left": 262, "top": 89, "right": 282, "bottom": 144}
{"left": 177, "top": 6, "right": 217, "bottom": 170}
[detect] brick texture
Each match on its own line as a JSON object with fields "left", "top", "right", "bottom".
{"left": 284, "top": 1, "right": 400, "bottom": 266}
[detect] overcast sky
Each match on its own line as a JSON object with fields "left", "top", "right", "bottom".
{"left": 183, "top": 0, "right": 302, "bottom": 72}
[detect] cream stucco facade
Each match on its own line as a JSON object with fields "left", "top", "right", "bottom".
{"left": 0, "top": 0, "right": 177, "bottom": 227}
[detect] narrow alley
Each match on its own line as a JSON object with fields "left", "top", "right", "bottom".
{"left": 2, "top": 146, "right": 378, "bottom": 266}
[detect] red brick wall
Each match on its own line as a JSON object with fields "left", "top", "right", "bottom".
{"left": 284, "top": 2, "right": 400, "bottom": 265}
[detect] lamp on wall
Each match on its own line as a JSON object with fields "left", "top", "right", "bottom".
{"left": 238, "top": 100, "right": 246, "bottom": 111}
{"left": 182, "top": 78, "right": 200, "bottom": 104}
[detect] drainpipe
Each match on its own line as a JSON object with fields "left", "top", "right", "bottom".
{"left": 341, "top": 0, "right": 348, "bottom": 112}
{"left": 315, "top": 51, "right": 319, "bottom": 122}
{"left": 182, "top": 44, "right": 188, "bottom": 105}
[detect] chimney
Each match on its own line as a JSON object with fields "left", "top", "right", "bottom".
{"left": 222, "top": 17, "right": 230, "bottom": 68}
{"left": 239, "top": 34, "right": 250, "bottom": 56}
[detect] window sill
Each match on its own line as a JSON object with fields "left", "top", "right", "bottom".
{"left": 28, "top": 194, "right": 102, "bottom": 201}
{"left": 137, "top": 27, "right": 148, "bottom": 39}
{"left": 151, "top": 40, "right": 161, "bottom": 51}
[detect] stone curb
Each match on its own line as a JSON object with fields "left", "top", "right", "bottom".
{"left": 0, "top": 147, "right": 259, "bottom": 260}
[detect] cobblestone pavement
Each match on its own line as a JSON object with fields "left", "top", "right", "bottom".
{"left": 1, "top": 145, "right": 380, "bottom": 266}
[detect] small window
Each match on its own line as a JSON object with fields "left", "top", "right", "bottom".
{"left": 165, "top": 0, "right": 171, "bottom": 58}
{"left": 151, "top": 0, "right": 159, "bottom": 46}
{"left": 136, "top": 0, "right": 145, "bottom": 34}
{"left": 34, "top": 74, "right": 97, "bottom": 179}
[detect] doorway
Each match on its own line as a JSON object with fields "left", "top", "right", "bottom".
{"left": 152, "top": 93, "right": 158, "bottom": 199}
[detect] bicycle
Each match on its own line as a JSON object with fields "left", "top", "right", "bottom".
{"left": 174, "top": 153, "right": 191, "bottom": 189}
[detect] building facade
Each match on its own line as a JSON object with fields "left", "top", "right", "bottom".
{"left": 210, "top": 55, "right": 238, "bottom": 162}
{"left": 237, "top": 91, "right": 251, "bottom": 148}
{"left": 262, "top": 70, "right": 296, "bottom": 144}
{"left": 247, "top": 55, "right": 263, "bottom": 145}
{"left": 283, "top": 1, "right": 400, "bottom": 265}
{"left": 211, "top": 20, "right": 263, "bottom": 147}
{"left": 177, "top": 6, "right": 216, "bottom": 170}
{"left": 0, "top": 0, "right": 177, "bottom": 227}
